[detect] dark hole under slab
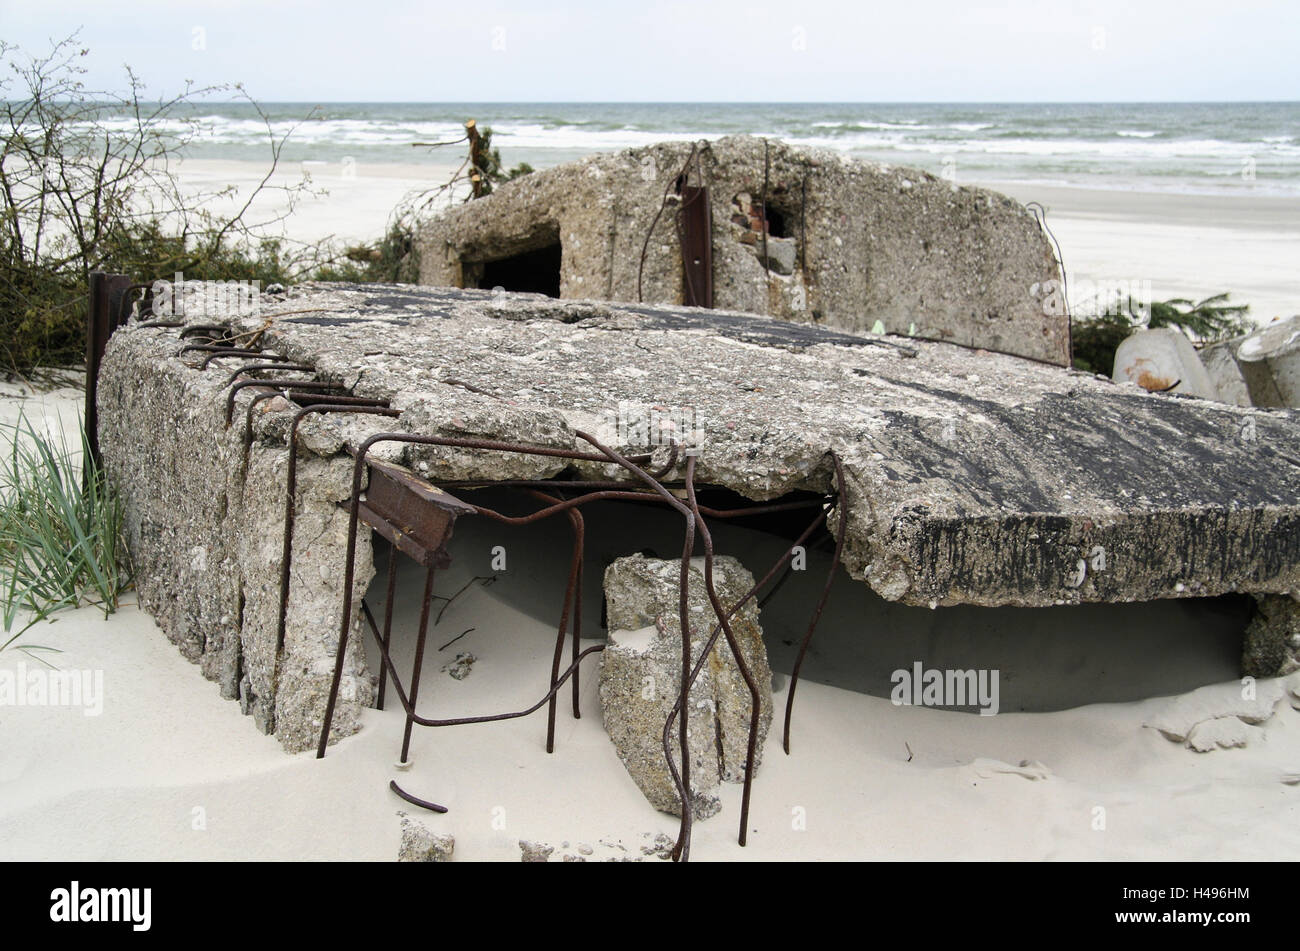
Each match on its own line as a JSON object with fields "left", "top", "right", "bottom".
{"left": 360, "top": 485, "right": 1251, "bottom": 719}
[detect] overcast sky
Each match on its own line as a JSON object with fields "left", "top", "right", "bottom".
{"left": 2, "top": 0, "right": 1297, "bottom": 102}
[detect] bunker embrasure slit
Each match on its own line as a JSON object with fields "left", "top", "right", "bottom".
{"left": 476, "top": 242, "right": 563, "bottom": 298}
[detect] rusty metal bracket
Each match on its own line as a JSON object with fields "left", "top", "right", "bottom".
{"left": 678, "top": 184, "right": 713, "bottom": 308}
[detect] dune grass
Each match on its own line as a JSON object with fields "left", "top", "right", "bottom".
{"left": 0, "top": 412, "right": 131, "bottom": 662}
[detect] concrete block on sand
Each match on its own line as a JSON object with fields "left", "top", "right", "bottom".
{"left": 1112, "top": 326, "right": 1218, "bottom": 399}
{"left": 97, "top": 282, "right": 1300, "bottom": 749}
{"left": 1237, "top": 315, "right": 1300, "bottom": 408}
{"left": 599, "top": 554, "right": 773, "bottom": 819}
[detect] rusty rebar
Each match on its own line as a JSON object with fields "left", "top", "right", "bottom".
{"left": 683, "top": 456, "right": 763, "bottom": 848}
{"left": 313, "top": 428, "right": 838, "bottom": 862}
{"left": 180, "top": 344, "right": 278, "bottom": 363}
{"left": 389, "top": 779, "right": 447, "bottom": 814}
{"left": 523, "top": 490, "right": 584, "bottom": 753}
{"left": 242, "top": 387, "right": 381, "bottom": 451}
{"left": 277, "top": 404, "right": 400, "bottom": 652}
{"left": 200, "top": 349, "right": 273, "bottom": 370}
{"left": 782, "top": 451, "right": 847, "bottom": 754}
{"left": 659, "top": 483, "right": 836, "bottom": 859}
{"left": 317, "top": 431, "right": 688, "bottom": 765}
{"left": 373, "top": 546, "right": 400, "bottom": 711}
{"left": 178, "top": 324, "right": 234, "bottom": 340}
{"left": 226, "top": 377, "right": 347, "bottom": 426}
{"left": 226, "top": 362, "right": 314, "bottom": 385}
{"left": 400, "top": 560, "right": 439, "bottom": 763}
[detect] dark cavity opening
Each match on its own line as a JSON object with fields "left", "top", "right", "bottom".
{"left": 362, "top": 483, "right": 1256, "bottom": 717}
{"left": 476, "top": 243, "right": 562, "bottom": 298}
{"left": 759, "top": 202, "right": 789, "bottom": 238}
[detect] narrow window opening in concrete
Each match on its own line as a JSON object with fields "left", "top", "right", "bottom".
{"left": 759, "top": 202, "right": 789, "bottom": 239}
{"left": 476, "top": 243, "right": 563, "bottom": 298}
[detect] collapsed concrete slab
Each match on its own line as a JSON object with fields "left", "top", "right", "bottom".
{"left": 97, "top": 281, "right": 1300, "bottom": 747}
{"left": 417, "top": 136, "right": 1069, "bottom": 366}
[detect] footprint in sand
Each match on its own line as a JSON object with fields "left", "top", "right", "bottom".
{"left": 971, "top": 758, "right": 1052, "bottom": 781}
{"left": 1144, "top": 678, "right": 1286, "bottom": 751}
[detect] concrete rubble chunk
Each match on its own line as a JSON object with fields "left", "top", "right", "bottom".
{"left": 397, "top": 812, "right": 455, "bottom": 862}
{"left": 599, "top": 554, "right": 773, "bottom": 819}
{"left": 1199, "top": 338, "right": 1253, "bottom": 407}
{"left": 1112, "top": 326, "right": 1219, "bottom": 399}
{"left": 1241, "top": 594, "right": 1300, "bottom": 678}
{"left": 97, "top": 281, "right": 1300, "bottom": 746}
{"left": 1236, "top": 315, "right": 1300, "bottom": 408}
{"left": 417, "top": 135, "right": 1069, "bottom": 365}
{"left": 519, "top": 840, "right": 554, "bottom": 862}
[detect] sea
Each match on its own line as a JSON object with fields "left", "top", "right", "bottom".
{"left": 139, "top": 101, "right": 1300, "bottom": 197}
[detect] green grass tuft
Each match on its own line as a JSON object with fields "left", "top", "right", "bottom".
{"left": 0, "top": 411, "right": 131, "bottom": 659}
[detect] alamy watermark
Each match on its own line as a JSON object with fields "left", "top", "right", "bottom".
{"left": 50, "top": 882, "right": 150, "bottom": 931}
{"left": 614, "top": 400, "right": 705, "bottom": 454}
{"left": 150, "top": 271, "right": 260, "bottom": 318}
{"left": 0, "top": 661, "right": 103, "bottom": 716}
{"left": 891, "top": 662, "right": 999, "bottom": 716}
{"left": 1031, "top": 277, "right": 1152, "bottom": 321}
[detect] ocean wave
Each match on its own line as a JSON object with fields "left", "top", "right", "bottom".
{"left": 42, "top": 103, "right": 1300, "bottom": 190}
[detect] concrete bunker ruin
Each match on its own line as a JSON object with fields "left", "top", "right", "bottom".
{"left": 418, "top": 135, "right": 1071, "bottom": 365}
{"left": 95, "top": 280, "right": 1300, "bottom": 855}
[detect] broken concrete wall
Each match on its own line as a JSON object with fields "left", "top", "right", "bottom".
{"left": 97, "top": 320, "right": 376, "bottom": 752}
{"left": 417, "top": 136, "right": 1069, "bottom": 365}
{"left": 97, "top": 282, "right": 1300, "bottom": 745}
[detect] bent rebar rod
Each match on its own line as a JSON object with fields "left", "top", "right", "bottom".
{"left": 276, "top": 403, "right": 400, "bottom": 652}
{"left": 571, "top": 430, "right": 698, "bottom": 862}
{"left": 359, "top": 597, "right": 604, "bottom": 728}
{"left": 389, "top": 779, "right": 447, "bottom": 814}
{"left": 683, "top": 456, "right": 763, "bottom": 849}
{"left": 521, "top": 490, "right": 584, "bottom": 752}
{"left": 315, "top": 430, "right": 698, "bottom": 853}
{"left": 782, "top": 451, "right": 847, "bottom": 754}
{"left": 225, "top": 362, "right": 314, "bottom": 384}
{"left": 659, "top": 485, "right": 837, "bottom": 858}
{"left": 314, "top": 429, "right": 837, "bottom": 860}
{"left": 226, "top": 377, "right": 351, "bottom": 425}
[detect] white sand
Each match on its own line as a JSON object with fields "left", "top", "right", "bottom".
{"left": 2, "top": 393, "right": 1299, "bottom": 862}
{"left": 995, "top": 183, "right": 1300, "bottom": 324}
{"left": 173, "top": 158, "right": 465, "bottom": 250}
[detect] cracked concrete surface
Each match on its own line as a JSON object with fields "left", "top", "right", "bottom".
{"left": 97, "top": 280, "right": 1300, "bottom": 747}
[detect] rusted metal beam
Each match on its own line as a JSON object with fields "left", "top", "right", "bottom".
{"left": 358, "top": 457, "right": 477, "bottom": 568}
{"left": 85, "top": 272, "right": 134, "bottom": 470}
{"left": 679, "top": 184, "right": 713, "bottom": 308}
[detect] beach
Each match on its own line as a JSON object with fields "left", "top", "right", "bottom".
{"left": 3, "top": 122, "right": 1298, "bottom": 864}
